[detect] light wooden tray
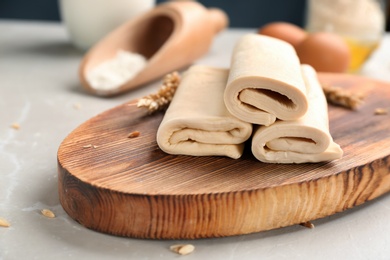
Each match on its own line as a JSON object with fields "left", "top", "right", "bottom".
{"left": 57, "top": 73, "right": 390, "bottom": 239}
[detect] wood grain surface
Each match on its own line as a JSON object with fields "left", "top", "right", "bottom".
{"left": 57, "top": 73, "right": 390, "bottom": 239}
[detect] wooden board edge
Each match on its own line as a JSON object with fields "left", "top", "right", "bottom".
{"left": 57, "top": 155, "right": 390, "bottom": 239}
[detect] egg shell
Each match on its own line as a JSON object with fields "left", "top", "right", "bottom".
{"left": 296, "top": 32, "right": 351, "bottom": 73}
{"left": 258, "top": 22, "right": 307, "bottom": 48}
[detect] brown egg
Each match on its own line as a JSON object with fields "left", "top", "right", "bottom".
{"left": 296, "top": 32, "right": 351, "bottom": 73}
{"left": 258, "top": 22, "right": 307, "bottom": 48}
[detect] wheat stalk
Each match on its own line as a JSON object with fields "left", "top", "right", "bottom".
{"left": 321, "top": 83, "right": 364, "bottom": 110}
{"left": 137, "top": 71, "right": 181, "bottom": 113}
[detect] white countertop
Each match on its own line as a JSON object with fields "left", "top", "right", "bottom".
{"left": 1, "top": 20, "right": 390, "bottom": 260}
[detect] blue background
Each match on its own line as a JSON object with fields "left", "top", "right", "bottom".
{"left": 0, "top": 0, "right": 306, "bottom": 28}
{"left": 0, "top": 0, "right": 388, "bottom": 30}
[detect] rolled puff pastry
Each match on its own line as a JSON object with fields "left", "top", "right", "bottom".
{"left": 157, "top": 65, "right": 253, "bottom": 159}
{"left": 224, "top": 34, "right": 308, "bottom": 126}
{"left": 251, "top": 64, "right": 343, "bottom": 163}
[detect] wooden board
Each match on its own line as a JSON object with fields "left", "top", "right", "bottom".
{"left": 57, "top": 73, "right": 390, "bottom": 239}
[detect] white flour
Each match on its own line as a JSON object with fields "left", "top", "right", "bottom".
{"left": 86, "top": 50, "right": 147, "bottom": 90}
{"left": 306, "top": 0, "right": 384, "bottom": 41}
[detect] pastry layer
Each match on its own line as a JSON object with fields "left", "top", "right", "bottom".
{"left": 157, "top": 65, "right": 253, "bottom": 159}
{"left": 224, "top": 34, "right": 308, "bottom": 126}
{"left": 251, "top": 64, "right": 343, "bottom": 163}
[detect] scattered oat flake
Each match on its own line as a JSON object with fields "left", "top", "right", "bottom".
{"left": 128, "top": 131, "right": 140, "bottom": 138}
{"left": 83, "top": 144, "right": 99, "bottom": 148}
{"left": 41, "top": 209, "right": 56, "bottom": 218}
{"left": 73, "top": 103, "right": 81, "bottom": 109}
{"left": 11, "top": 123, "right": 20, "bottom": 130}
{"left": 300, "top": 221, "right": 315, "bottom": 229}
{"left": 170, "top": 244, "right": 195, "bottom": 255}
{"left": 0, "top": 217, "right": 10, "bottom": 227}
{"left": 374, "top": 108, "right": 387, "bottom": 115}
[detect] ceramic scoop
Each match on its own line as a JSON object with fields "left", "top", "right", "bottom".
{"left": 79, "top": 1, "right": 228, "bottom": 96}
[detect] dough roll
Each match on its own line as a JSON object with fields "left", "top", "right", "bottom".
{"left": 224, "top": 34, "right": 308, "bottom": 126}
{"left": 251, "top": 65, "right": 343, "bottom": 163}
{"left": 157, "top": 65, "right": 253, "bottom": 159}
